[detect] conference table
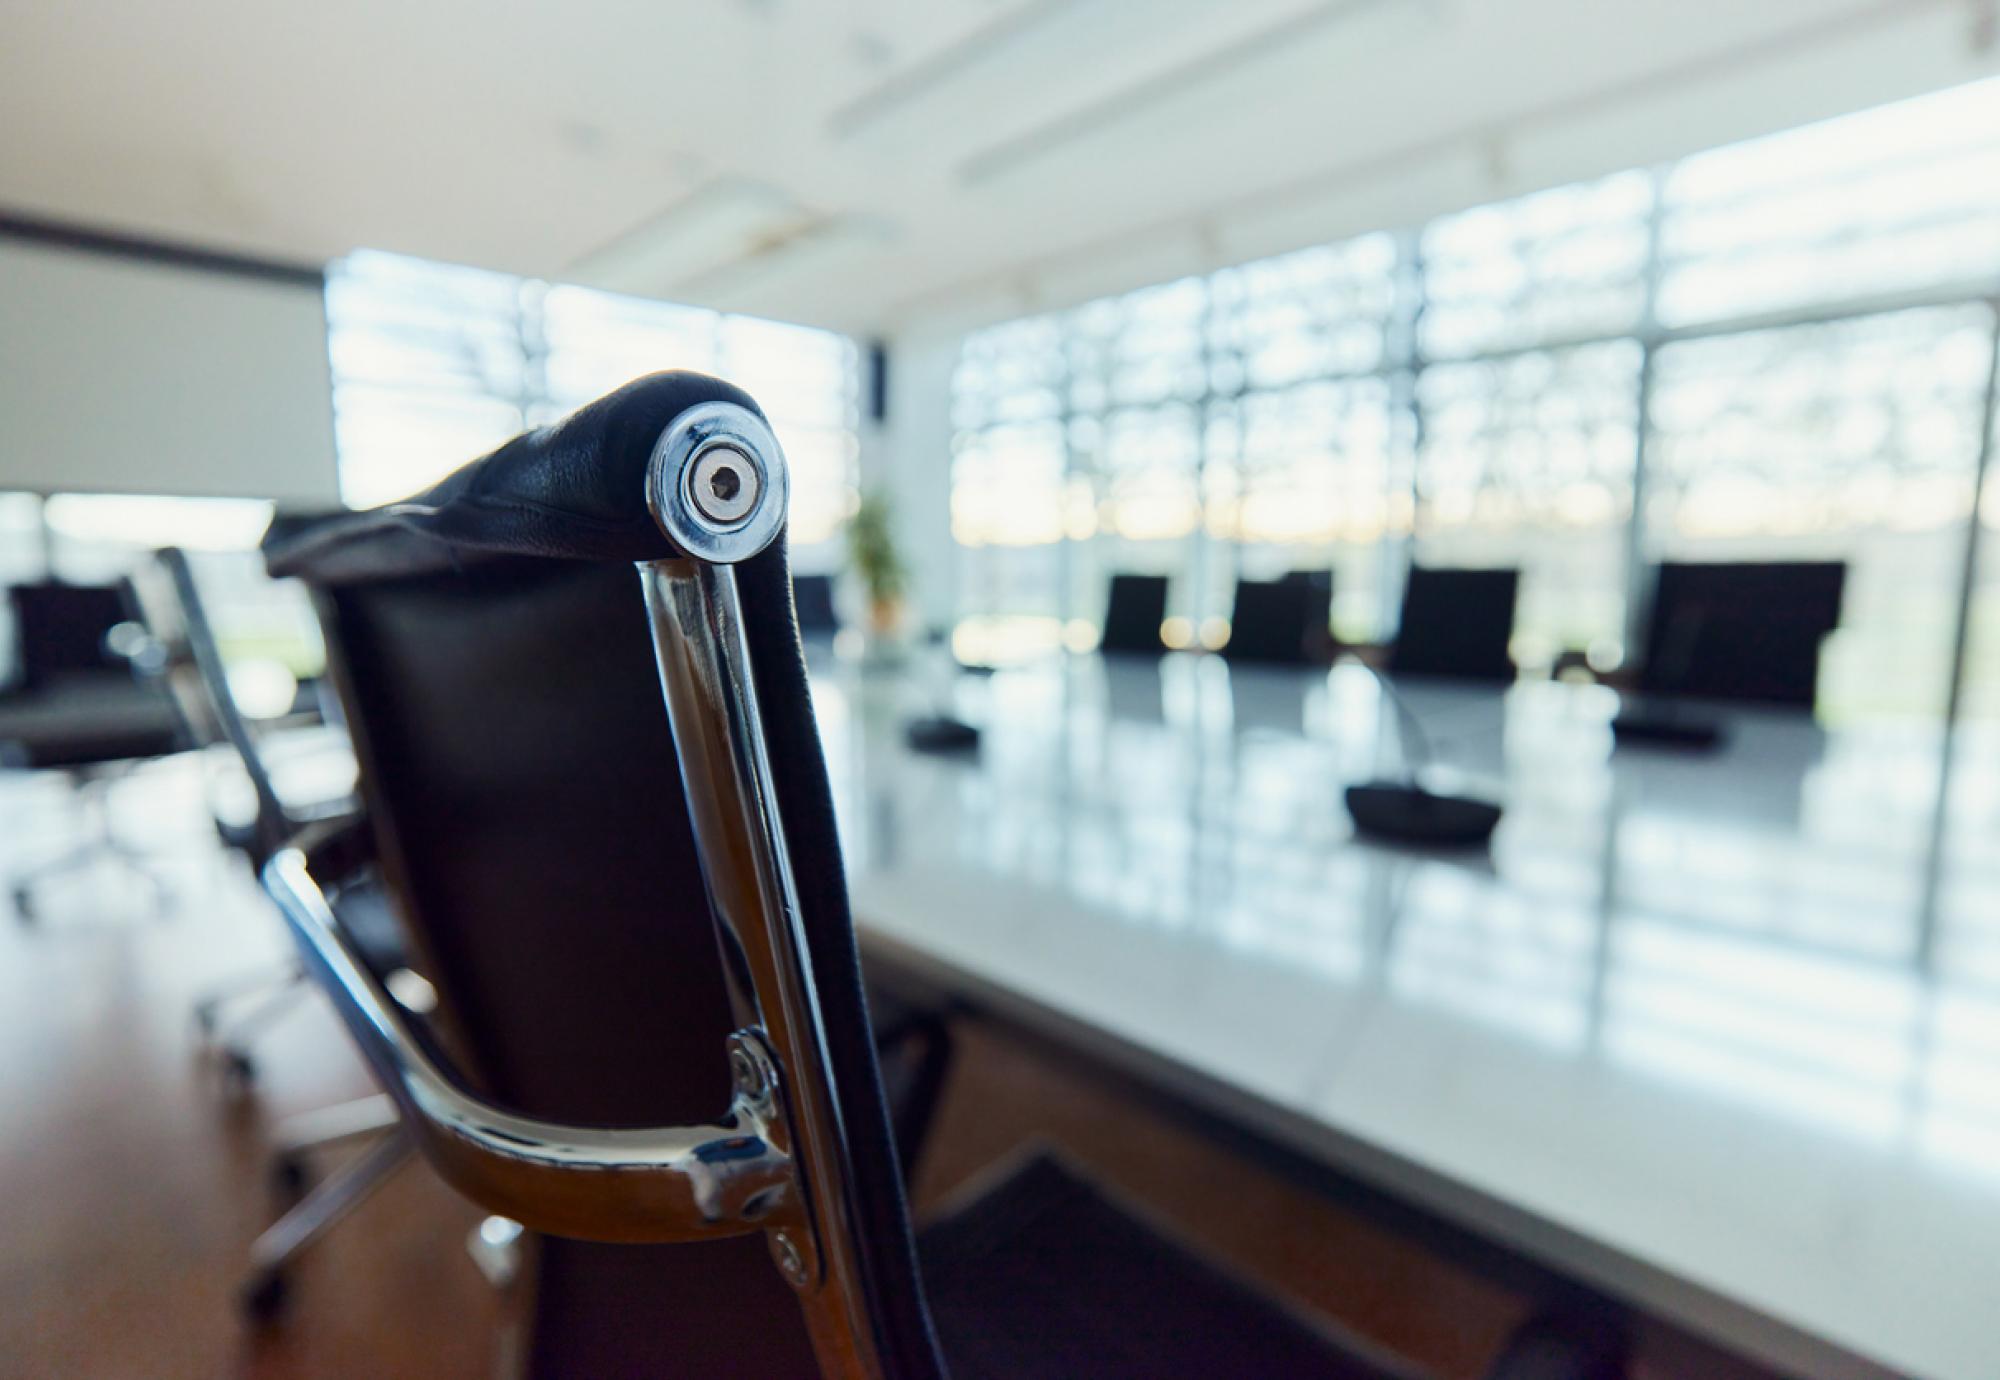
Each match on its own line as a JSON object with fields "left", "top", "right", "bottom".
{"left": 807, "top": 647, "right": 1999, "bottom": 1380}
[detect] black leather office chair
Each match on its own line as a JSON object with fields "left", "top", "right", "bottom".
{"left": 1613, "top": 561, "right": 1847, "bottom": 749}
{"left": 793, "top": 572, "right": 840, "bottom": 638}
{"left": 260, "top": 374, "right": 1627, "bottom": 1379}
{"left": 1639, "top": 561, "right": 1845, "bottom": 706}
{"left": 1098, "top": 573, "right": 1170, "bottom": 655}
{"left": 1389, "top": 566, "right": 1520, "bottom": 682}
{"left": 1223, "top": 570, "right": 1333, "bottom": 665}
{"left": 0, "top": 579, "right": 186, "bottom": 918}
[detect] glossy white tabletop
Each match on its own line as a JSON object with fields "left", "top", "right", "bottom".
{"left": 811, "top": 650, "right": 2000, "bottom": 1380}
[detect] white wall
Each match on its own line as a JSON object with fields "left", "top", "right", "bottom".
{"left": 0, "top": 238, "right": 338, "bottom": 504}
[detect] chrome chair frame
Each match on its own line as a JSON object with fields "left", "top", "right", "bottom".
{"left": 139, "top": 549, "right": 309, "bottom": 1076}
{"left": 262, "top": 403, "right": 887, "bottom": 1379}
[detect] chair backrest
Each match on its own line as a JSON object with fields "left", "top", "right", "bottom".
{"left": 262, "top": 374, "right": 943, "bottom": 1380}
{"left": 1099, "top": 573, "right": 1169, "bottom": 655}
{"left": 792, "top": 572, "right": 840, "bottom": 635}
{"left": 1639, "top": 561, "right": 1845, "bottom": 706}
{"left": 1222, "top": 572, "right": 1331, "bottom": 665}
{"left": 7, "top": 580, "right": 131, "bottom": 689}
{"left": 1389, "top": 566, "right": 1519, "bottom": 682}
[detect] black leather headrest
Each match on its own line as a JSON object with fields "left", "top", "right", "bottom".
{"left": 264, "top": 372, "right": 765, "bottom": 585}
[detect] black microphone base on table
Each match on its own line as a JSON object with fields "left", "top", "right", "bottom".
{"left": 905, "top": 715, "right": 981, "bottom": 753}
{"left": 1611, "top": 709, "right": 1726, "bottom": 750}
{"left": 1344, "top": 781, "right": 1502, "bottom": 849}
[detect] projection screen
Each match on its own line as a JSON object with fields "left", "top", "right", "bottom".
{"left": 0, "top": 233, "right": 339, "bottom": 504}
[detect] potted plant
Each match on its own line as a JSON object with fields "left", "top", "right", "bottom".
{"left": 847, "top": 489, "right": 908, "bottom": 647}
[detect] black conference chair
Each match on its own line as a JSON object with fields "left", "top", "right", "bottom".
{"left": 0, "top": 579, "right": 186, "bottom": 918}
{"left": 1613, "top": 561, "right": 1846, "bottom": 749}
{"left": 1223, "top": 570, "right": 1333, "bottom": 665}
{"left": 1638, "top": 561, "right": 1845, "bottom": 706}
{"left": 260, "top": 374, "right": 1626, "bottom": 1379}
{"left": 1389, "top": 566, "right": 1519, "bottom": 682}
{"left": 793, "top": 572, "right": 840, "bottom": 638}
{"left": 1098, "top": 572, "right": 1170, "bottom": 655}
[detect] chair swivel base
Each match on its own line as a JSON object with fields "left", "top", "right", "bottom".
{"left": 12, "top": 835, "right": 173, "bottom": 923}
{"left": 239, "top": 1125, "right": 414, "bottom": 1326}
{"left": 11, "top": 761, "right": 176, "bottom": 924}
{"left": 193, "top": 964, "right": 310, "bottom": 1094}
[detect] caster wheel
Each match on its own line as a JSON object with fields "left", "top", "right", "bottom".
{"left": 240, "top": 1269, "right": 289, "bottom": 1323}
{"left": 271, "top": 1154, "right": 309, "bottom": 1199}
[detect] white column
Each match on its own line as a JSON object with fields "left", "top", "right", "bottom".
{"left": 867, "top": 327, "right": 964, "bottom": 632}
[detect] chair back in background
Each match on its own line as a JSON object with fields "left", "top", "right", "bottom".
{"left": 7, "top": 581, "right": 131, "bottom": 689}
{"left": 1389, "top": 567, "right": 1519, "bottom": 682}
{"left": 1640, "top": 561, "right": 1845, "bottom": 707}
{"left": 793, "top": 572, "right": 840, "bottom": 636}
{"left": 262, "top": 374, "right": 944, "bottom": 1380}
{"left": 1099, "top": 573, "right": 1169, "bottom": 655}
{"left": 1223, "top": 572, "right": 1331, "bottom": 665}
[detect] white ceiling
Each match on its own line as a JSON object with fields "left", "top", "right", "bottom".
{"left": 3, "top": 0, "right": 1996, "bottom": 337}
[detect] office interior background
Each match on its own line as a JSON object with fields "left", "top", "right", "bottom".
{"left": 3, "top": 2, "right": 2000, "bottom": 1378}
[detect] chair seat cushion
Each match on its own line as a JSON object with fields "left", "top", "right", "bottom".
{"left": 0, "top": 674, "right": 183, "bottom": 769}
{"left": 920, "top": 1153, "right": 1422, "bottom": 1380}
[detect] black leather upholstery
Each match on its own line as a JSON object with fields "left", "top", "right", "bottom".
{"left": 792, "top": 572, "right": 840, "bottom": 635}
{"left": 265, "top": 373, "right": 765, "bottom": 582}
{"left": 1099, "top": 574, "right": 1169, "bottom": 656}
{"left": 8, "top": 582, "right": 130, "bottom": 686}
{"left": 1224, "top": 573, "right": 1333, "bottom": 665}
{"left": 1390, "top": 567, "right": 1519, "bottom": 683}
{"left": 266, "top": 372, "right": 944, "bottom": 1380}
{"left": 1639, "top": 561, "right": 1845, "bottom": 706}
{"left": 316, "top": 558, "right": 834, "bottom": 1377}
{"left": 0, "top": 675, "right": 184, "bottom": 770}
{"left": 734, "top": 545, "right": 947, "bottom": 1379}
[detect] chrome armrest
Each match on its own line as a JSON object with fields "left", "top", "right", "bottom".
{"left": 261, "top": 843, "right": 801, "bottom": 1245}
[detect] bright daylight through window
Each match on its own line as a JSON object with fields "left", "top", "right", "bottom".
{"left": 950, "top": 75, "right": 2000, "bottom": 722}
{"left": 326, "top": 251, "right": 862, "bottom": 568}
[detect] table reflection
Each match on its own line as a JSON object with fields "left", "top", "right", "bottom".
{"left": 815, "top": 651, "right": 1998, "bottom": 1187}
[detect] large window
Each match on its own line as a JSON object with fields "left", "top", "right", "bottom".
{"left": 328, "top": 251, "right": 861, "bottom": 567}
{"left": 951, "top": 76, "right": 2000, "bottom": 709}
{"left": 1415, "top": 340, "right": 1641, "bottom": 666}
{"left": 0, "top": 254, "right": 858, "bottom": 689}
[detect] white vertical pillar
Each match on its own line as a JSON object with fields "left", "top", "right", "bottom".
{"left": 868, "top": 327, "right": 964, "bottom": 633}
